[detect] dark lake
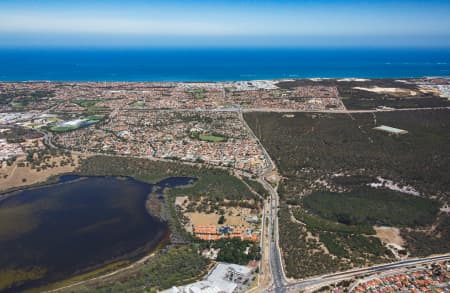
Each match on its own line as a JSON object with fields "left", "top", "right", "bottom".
{"left": 0, "top": 175, "right": 195, "bottom": 292}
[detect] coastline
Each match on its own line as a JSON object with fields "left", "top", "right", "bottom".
{"left": 1, "top": 48, "right": 450, "bottom": 82}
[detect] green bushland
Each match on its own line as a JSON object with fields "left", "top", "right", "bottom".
{"left": 401, "top": 215, "right": 450, "bottom": 257}
{"left": 77, "top": 156, "right": 257, "bottom": 204}
{"left": 168, "top": 171, "right": 259, "bottom": 204}
{"left": 62, "top": 246, "right": 210, "bottom": 293}
{"left": 278, "top": 205, "right": 344, "bottom": 278}
{"left": 303, "top": 189, "right": 440, "bottom": 227}
{"left": 0, "top": 126, "right": 42, "bottom": 143}
{"left": 244, "top": 110, "right": 450, "bottom": 199}
{"left": 319, "top": 232, "right": 389, "bottom": 261}
{"left": 293, "top": 208, "right": 374, "bottom": 235}
{"left": 242, "top": 177, "right": 270, "bottom": 198}
{"left": 197, "top": 238, "right": 260, "bottom": 265}
{"left": 318, "top": 232, "right": 348, "bottom": 258}
{"left": 244, "top": 109, "right": 450, "bottom": 278}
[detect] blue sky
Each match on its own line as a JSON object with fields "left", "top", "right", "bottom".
{"left": 1, "top": 0, "right": 450, "bottom": 47}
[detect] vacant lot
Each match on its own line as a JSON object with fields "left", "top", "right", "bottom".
{"left": 0, "top": 154, "right": 82, "bottom": 193}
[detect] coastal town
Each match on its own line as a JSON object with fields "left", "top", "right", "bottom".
{"left": 0, "top": 79, "right": 352, "bottom": 177}
{"left": 1, "top": 78, "right": 450, "bottom": 293}
{"left": 1, "top": 77, "right": 449, "bottom": 178}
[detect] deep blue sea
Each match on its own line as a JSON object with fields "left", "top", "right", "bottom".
{"left": 0, "top": 48, "right": 449, "bottom": 81}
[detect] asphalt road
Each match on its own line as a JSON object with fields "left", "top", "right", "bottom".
{"left": 285, "top": 254, "right": 450, "bottom": 292}
{"left": 238, "top": 110, "right": 288, "bottom": 293}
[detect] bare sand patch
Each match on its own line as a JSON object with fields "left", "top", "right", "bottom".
{"left": 186, "top": 206, "right": 256, "bottom": 228}
{"left": 418, "top": 85, "right": 441, "bottom": 96}
{"left": 374, "top": 226, "right": 404, "bottom": 247}
{"left": 337, "top": 78, "right": 369, "bottom": 82}
{"left": 175, "top": 196, "right": 189, "bottom": 207}
{"left": 353, "top": 86, "right": 417, "bottom": 96}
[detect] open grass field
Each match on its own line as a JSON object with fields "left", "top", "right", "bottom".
{"left": 0, "top": 154, "right": 81, "bottom": 193}
{"left": 50, "top": 125, "right": 79, "bottom": 132}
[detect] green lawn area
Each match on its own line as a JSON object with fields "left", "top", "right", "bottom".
{"left": 49, "top": 125, "right": 79, "bottom": 132}
{"left": 198, "top": 134, "right": 226, "bottom": 142}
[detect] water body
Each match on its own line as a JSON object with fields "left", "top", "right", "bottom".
{"left": 0, "top": 175, "right": 194, "bottom": 292}
{"left": 0, "top": 48, "right": 450, "bottom": 82}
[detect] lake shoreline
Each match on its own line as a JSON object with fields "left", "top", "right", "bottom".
{"left": 0, "top": 175, "right": 196, "bottom": 292}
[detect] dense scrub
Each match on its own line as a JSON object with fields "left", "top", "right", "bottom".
{"left": 278, "top": 206, "right": 344, "bottom": 277}
{"left": 245, "top": 110, "right": 449, "bottom": 200}
{"left": 401, "top": 216, "right": 450, "bottom": 257}
{"left": 77, "top": 156, "right": 258, "bottom": 204}
{"left": 208, "top": 238, "right": 260, "bottom": 265}
{"left": 242, "top": 177, "right": 270, "bottom": 198}
{"left": 303, "top": 189, "right": 440, "bottom": 227}
{"left": 0, "top": 126, "right": 43, "bottom": 143}
{"left": 244, "top": 109, "right": 450, "bottom": 278}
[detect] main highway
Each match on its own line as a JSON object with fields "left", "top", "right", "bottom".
{"left": 284, "top": 254, "right": 450, "bottom": 292}
{"left": 238, "top": 110, "right": 287, "bottom": 292}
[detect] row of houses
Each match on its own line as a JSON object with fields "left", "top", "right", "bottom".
{"left": 193, "top": 225, "right": 260, "bottom": 242}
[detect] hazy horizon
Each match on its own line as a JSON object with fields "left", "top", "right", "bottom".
{"left": 1, "top": 0, "right": 450, "bottom": 48}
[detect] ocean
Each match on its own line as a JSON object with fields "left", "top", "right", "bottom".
{"left": 0, "top": 48, "right": 449, "bottom": 82}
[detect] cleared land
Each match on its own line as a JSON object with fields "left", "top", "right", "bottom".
{"left": 0, "top": 154, "right": 82, "bottom": 193}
